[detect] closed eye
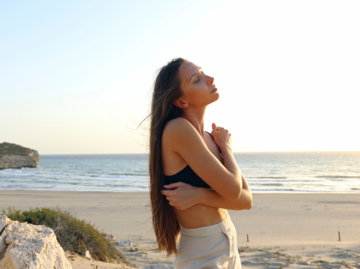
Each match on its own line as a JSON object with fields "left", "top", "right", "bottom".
{"left": 194, "top": 71, "right": 204, "bottom": 83}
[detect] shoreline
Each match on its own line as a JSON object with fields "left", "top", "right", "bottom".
{"left": 1, "top": 188, "right": 360, "bottom": 194}
{"left": 1, "top": 190, "right": 359, "bottom": 268}
{"left": 35, "top": 151, "right": 360, "bottom": 155}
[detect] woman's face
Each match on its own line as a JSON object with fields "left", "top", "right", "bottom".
{"left": 177, "top": 61, "right": 219, "bottom": 108}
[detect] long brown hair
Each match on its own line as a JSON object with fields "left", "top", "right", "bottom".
{"left": 148, "top": 58, "right": 187, "bottom": 255}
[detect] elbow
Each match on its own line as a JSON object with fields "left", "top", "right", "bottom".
{"left": 236, "top": 191, "right": 253, "bottom": 211}
{"left": 228, "top": 191, "right": 241, "bottom": 200}
{"left": 246, "top": 198, "right": 253, "bottom": 210}
{"left": 236, "top": 199, "right": 252, "bottom": 211}
{"left": 245, "top": 193, "right": 253, "bottom": 210}
{"left": 227, "top": 183, "right": 242, "bottom": 200}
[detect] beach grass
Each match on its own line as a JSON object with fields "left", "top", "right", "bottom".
{"left": 2, "top": 206, "right": 129, "bottom": 264}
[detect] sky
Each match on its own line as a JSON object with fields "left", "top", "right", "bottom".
{"left": 1, "top": 0, "right": 359, "bottom": 154}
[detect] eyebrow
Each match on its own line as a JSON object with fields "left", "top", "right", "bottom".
{"left": 189, "top": 67, "right": 202, "bottom": 82}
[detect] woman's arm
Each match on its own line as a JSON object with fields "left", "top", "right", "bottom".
{"left": 163, "top": 119, "right": 242, "bottom": 200}
{"left": 198, "top": 173, "right": 252, "bottom": 210}
{"left": 162, "top": 172, "right": 253, "bottom": 211}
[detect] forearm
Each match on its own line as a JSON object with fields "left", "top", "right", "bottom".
{"left": 196, "top": 173, "right": 252, "bottom": 210}
{"left": 220, "top": 146, "right": 242, "bottom": 190}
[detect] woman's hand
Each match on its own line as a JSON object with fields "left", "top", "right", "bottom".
{"left": 211, "top": 123, "right": 232, "bottom": 150}
{"left": 161, "top": 182, "right": 209, "bottom": 210}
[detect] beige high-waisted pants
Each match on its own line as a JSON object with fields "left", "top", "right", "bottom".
{"left": 173, "top": 214, "right": 241, "bottom": 269}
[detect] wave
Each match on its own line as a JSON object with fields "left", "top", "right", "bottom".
{"left": 87, "top": 173, "right": 148, "bottom": 178}
{"left": 315, "top": 175, "right": 360, "bottom": 178}
{"left": 248, "top": 179, "right": 315, "bottom": 183}
{"left": 261, "top": 183, "right": 284, "bottom": 186}
{"left": 247, "top": 176, "right": 287, "bottom": 179}
{"left": 250, "top": 188, "right": 294, "bottom": 192}
{"left": 2, "top": 153, "right": 360, "bottom": 193}
{"left": 0, "top": 186, "right": 150, "bottom": 192}
{"left": 106, "top": 172, "right": 148, "bottom": 176}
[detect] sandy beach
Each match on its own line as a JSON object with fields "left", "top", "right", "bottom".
{"left": 1, "top": 190, "right": 359, "bottom": 268}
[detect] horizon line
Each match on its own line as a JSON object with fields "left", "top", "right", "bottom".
{"left": 39, "top": 150, "right": 360, "bottom": 155}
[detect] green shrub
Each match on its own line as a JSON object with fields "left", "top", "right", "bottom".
{"left": 2, "top": 207, "right": 130, "bottom": 265}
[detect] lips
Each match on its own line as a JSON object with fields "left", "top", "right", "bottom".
{"left": 211, "top": 87, "right": 218, "bottom": 93}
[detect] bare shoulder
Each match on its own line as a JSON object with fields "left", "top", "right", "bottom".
{"left": 163, "top": 118, "right": 196, "bottom": 138}
{"left": 162, "top": 118, "right": 201, "bottom": 150}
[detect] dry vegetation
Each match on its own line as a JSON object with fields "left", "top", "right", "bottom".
{"left": 2, "top": 206, "right": 130, "bottom": 265}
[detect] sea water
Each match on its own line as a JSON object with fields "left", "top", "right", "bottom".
{"left": 0, "top": 152, "right": 359, "bottom": 192}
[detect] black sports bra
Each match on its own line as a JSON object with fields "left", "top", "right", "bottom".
{"left": 163, "top": 131, "right": 214, "bottom": 189}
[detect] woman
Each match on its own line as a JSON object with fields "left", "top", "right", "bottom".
{"left": 148, "top": 58, "right": 252, "bottom": 269}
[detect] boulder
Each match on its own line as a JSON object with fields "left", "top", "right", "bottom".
{"left": 0, "top": 215, "right": 71, "bottom": 269}
{"left": 85, "top": 250, "right": 92, "bottom": 261}
{"left": 118, "top": 240, "right": 132, "bottom": 247}
{"left": 0, "top": 216, "right": 12, "bottom": 253}
{"left": 0, "top": 142, "right": 40, "bottom": 169}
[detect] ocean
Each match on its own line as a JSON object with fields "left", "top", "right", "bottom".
{"left": 0, "top": 152, "right": 359, "bottom": 193}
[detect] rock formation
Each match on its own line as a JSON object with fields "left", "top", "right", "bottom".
{"left": 0, "top": 216, "right": 12, "bottom": 254}
{"left": 0, "top": 142, "right": 40, "bottom": 169}
{"left": 85, "top": 250, "right": 92, "bottom": 261}
{"left": 0, "top": 215, "right": 72, "bottom": 269}
{"left": 118, "top": 240, "right": 132, "bottom": 247}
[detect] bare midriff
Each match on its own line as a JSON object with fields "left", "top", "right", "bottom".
{"left": 174, "top": 205, "right": 228, "bottom": 229}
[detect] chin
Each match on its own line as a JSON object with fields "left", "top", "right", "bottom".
{"left": 209, "top": 93, "right": 220, "bottom": 105}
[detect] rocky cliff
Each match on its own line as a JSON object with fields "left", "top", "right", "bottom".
{"left": 0, "top": 142, "right": 40, "bottom": 169}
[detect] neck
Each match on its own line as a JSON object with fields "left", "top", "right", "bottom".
{"left": 180, "top": 107, "right": 207, "bottom": 136}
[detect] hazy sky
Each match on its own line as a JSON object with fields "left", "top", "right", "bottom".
{"left": 1, "top": 0, "right": 359, "bottom": 154}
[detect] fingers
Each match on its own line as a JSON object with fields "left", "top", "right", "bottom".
{"left": 162, "top": 190, "right": 190, "bottom": 210}
{"left": 212, "top": 123, "right": 216, "bottom": 132}
{"left": 162, "top": 182, "right": 183, "bottom": 196}
{"left": 211, "top": 123, "right": 230, "bottom": 134}
{"left": 212, "top": 123, "right": 224, "bottom": 132}
{"left": 164, "top": 194, "right": 178, "bottom": 207}
{"left": 164, "top": 182, "right": 182, "bottom": 189}
{"left": 161, "top": 189, "right": 175, "bottom": 196}
{"left": 169, "top": 201, "right": 185, "bottom": 210}
{"left": 212, "top": 124, "right": 225, "bottom": 133}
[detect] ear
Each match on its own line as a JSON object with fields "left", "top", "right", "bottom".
{"left": 173, "top": 98, "right": 188, "bottom": 109}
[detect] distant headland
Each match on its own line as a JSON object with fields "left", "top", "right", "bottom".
{"left": 0, "top": 142, "right": 40, "bottom": 169}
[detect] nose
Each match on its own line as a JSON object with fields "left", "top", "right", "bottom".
{"left": 207, "top": 75, "right": 215, "bottom": 85}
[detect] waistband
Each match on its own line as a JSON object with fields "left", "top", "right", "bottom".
{"left": 180, "top": 214, "right": 231, "bottom": 238}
